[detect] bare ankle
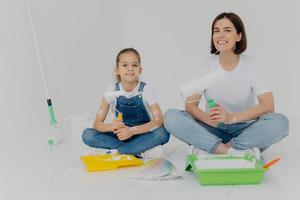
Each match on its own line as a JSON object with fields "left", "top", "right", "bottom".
{"left": 225, "top": 142, "right": 232, "bottom": 148}
{"left": 213, "top": 143, "right": 230, "bottom": 154}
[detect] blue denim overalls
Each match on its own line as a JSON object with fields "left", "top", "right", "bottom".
{"left": 115, "top": 82, "right": 151, "bottom": 127}
{"left": 81, "top": 81, "right": 170, "bottom": 154}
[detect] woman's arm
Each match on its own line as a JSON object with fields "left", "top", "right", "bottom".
{"left": 230, "top": 92, "right": 274, "bottom": 123}
{"left": 210, "top": 92, "right": 274, "bottom": 124}
{"left": 185, "top": 94, "right": 218, "bottom": 127}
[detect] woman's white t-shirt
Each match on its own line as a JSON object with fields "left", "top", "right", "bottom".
{"left": 102, "top": 81, "right": 157, "bottom": 119}
{"left": 199, "top": 54, "right": 271, "bottom": 113}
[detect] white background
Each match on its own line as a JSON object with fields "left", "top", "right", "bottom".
{"left": 0, "top": 0, "right": 299, "bottom": 135}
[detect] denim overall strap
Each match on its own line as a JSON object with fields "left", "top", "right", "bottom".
{"left": 115, "top": 82, "right": 151, "bottom": 127}
{"left": 115, "top": 82, "right": 120, "bottom": 91}
{"left": 138, "top": 82, "right": 146, "bottom": 92}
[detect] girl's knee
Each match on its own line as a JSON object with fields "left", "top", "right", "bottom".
{"left": 82, "top": 128, "right": 96, "bottom": 144}
{"left": 162, "top": 130, "right": 170, "bottom": 144}
{"left": 153, "top": 127, "right": 170, "bottom": 145}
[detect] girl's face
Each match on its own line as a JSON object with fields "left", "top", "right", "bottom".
{"left": 213, "top": 18, "right": 242, "bottom": 54}
{"left": 116, "top": 52, "right": 142, "bottom": 83}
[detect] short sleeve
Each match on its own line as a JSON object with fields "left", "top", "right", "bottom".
{"left": 101, "top": 85, "right": 116, "bottom": 105}
{"left": 143, "top": 84, "right": 157, "bottom": 106}
{"left": 250, "top": 62, "right": 272, "bottom": 96}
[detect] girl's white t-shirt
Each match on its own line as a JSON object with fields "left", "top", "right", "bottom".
{"left": 102, "top": 81, "right": 157, "bottom": 118}
{"left": 199, "top": 54, "right": 272, "bottom": 113}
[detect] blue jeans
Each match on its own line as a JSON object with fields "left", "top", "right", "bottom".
{"left": 163, "top": 109, "right": 289, "bottom": 153}
{"left": 82, "top": 127, "right": 170, "bottom": 155}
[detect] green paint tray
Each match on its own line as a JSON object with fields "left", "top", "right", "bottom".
{"left": 185, "top": 154, "right": 267, "bottom": 185}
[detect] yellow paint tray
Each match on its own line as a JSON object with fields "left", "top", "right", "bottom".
{"left": 80, "top": 154, "right": 143, "bottom": 172}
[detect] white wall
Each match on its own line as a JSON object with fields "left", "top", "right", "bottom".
{"left": 1, "top": 0, "right": 299, "bottom": 135}
{"left": 0, "top": 0, "right": 121, "bottom": 135}
{"left": 293, "top": 8, "right": 300, "bottom": 119}
{"left": 0, "top": 0, "right": 44, "bottom": 135}
{"left": 120, "top": 0, "right": 299, "bottom": 117}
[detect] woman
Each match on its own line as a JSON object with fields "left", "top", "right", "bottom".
{"left": 164, "top": 12, "right": 289, "bottom": 160}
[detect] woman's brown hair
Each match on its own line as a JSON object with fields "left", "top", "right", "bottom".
{"left": 210, "top": 12, "right": 247, "bottom": 55}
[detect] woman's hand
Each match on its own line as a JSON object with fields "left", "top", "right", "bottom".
{"left": 111, "top": 118, "right": 124, "bottom": 131}
{"left": 204, "top": 118, "right": 219, "bottom": 127}
{"left": 114, "top": 126, "right": 134, "bottom": 140}
{"left": 208, "top": 105, "right": 234, "bottom": 124}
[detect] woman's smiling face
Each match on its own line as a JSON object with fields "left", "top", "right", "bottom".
{"left": 213, "top": 18, "right": 242, "bottom": 54}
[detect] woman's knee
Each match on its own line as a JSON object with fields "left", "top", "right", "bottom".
{"left": 268, "top": 113, "right": 289, "bottom": 137}
{"left": 260, "top": 113, "right": 289, "bottom": 140}
{"left": 163, "top": 108, "right": 184, "bottom": 130}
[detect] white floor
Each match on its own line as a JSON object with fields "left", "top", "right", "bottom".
{"left": 1, "top": 116, "right": 299, "bottom": 200}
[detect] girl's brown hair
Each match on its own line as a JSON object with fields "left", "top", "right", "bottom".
{"left": 210, "top": 12, "right": 247, "bottom": 55}
{"left": 115, "top": 48, "right": 141, "bottom": 82}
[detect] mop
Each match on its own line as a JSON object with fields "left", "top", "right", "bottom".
{"left": 26, "top": 0, "right": 64, "bottom": 146}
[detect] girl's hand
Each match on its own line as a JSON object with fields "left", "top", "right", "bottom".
{"left": 114, "top": 126, "right": 134, "bottom": 140}
{"left": 111, "top": 118, "right": 124, "bottom": 131}
{"left": 208, "top": 105, "right": 233, "bottom": 124}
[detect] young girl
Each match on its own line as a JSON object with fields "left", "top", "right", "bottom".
{"left": 82, "top": 48, "right": 170, "bottom": 157}
{"left": 164, "top": 12, "right": 289, "bottom": 160}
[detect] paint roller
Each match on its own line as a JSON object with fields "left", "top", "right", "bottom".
{"left": 180, "top": 69, "right": 227, "bottom": 103}
{"left": 103, "top": 90, "right": 126, "bottom": 119}
{"left": 26, "top": 0, "right": 64, "bottom": 146}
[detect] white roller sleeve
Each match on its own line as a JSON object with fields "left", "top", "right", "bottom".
{"left": 103, "top": 91, "right": 126, "bottom": 103}
{"left": 180, "top": 69, "right": 227, "bottom": 101}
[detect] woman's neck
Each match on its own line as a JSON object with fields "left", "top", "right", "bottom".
{"left": 120, "top": 80, "right": 139, "bottom": 92}
{"left": 219, "top": 51, "right": 240, "bottom": 71}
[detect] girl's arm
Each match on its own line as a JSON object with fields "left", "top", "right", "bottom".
{"left": 185, "top": 94, "right": 218, "bottom": 127}
{"left": 129, "top": 103, "right": 164, "bottom": 135}
{"left": 210, "top": 92, "right": 274, "bottom": 124}
{"left": 93, "top": 99, "right": 123, "bottom": 132}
